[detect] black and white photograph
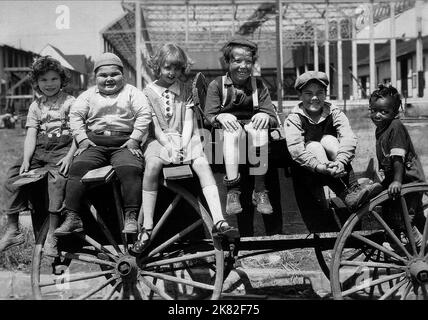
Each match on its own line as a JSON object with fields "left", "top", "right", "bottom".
{"left": 0, "top": 0, "right": 427, "bottom": 307}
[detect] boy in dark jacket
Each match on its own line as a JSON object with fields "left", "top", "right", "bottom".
{"left": 204, "top": 38, "right": 278, "bottom": 215}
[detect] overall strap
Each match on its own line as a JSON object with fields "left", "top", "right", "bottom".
{"left": 251, "top": 76, "right": 259, "bottom": 110}
{"left": 220, "top": 75, "right": 234, "bottom": 108}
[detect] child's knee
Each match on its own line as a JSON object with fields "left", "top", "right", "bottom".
{"left": 144, "top": 157, "right": 164, "bottom": 175}
{"left": 320, "top": 135, "right": 339, "bottom": 160}
{"left": 305, "top": 141, "right": 324, "bottom": 153}
{"left": 305, "top": 141, "right": 328, "bottom": 163}
{"left": 223, "top": 127, "right": 243, "bottom": 140}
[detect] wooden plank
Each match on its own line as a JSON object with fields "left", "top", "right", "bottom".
{"left": 13, "top": 170, "right": 47, "bottom": 187}
{"left": 163, "top": 165, "right": 193, "bottom": 180}
{"left": 81, "top": 165, "right": 115, "bottom": 184}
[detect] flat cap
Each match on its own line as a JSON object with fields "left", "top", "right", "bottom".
{"left": 294, "top": 71, "right": 329, "bottom": 90}
{"left": 224, "top": 37, "right": 258, "bottom": 50}
{"left": 94, "top": 52, "right": 124, "bottom": 72}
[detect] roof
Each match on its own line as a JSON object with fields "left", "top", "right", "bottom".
{"left": 100, "top": 0, "right": 416, "bottom": 74}
{"left": 39, "top": 44, "right": 90, "bottom": 74}
{"left": 65, "top": 55, "right": 91, "bottom": 74}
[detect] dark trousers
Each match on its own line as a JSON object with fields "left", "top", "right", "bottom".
{"left": 3, "top": 134, "right": 71, "bottom": 215}
{"left": 64, "top": 134, "right": 143, "bottom": 213}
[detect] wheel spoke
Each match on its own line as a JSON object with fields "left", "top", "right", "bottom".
{"left": 60, "top": 252, "right": 116, "bottom": 268}
{"left": 368, "top": 250, "right": 381, "bottom": 297}
{"left": 88, "top": 205, "right": 123, "bottom": 255}
{"left": 342, "top": 272, "right": 405, "bottom": 297}
{"left": 39, "top": 270, "right": 115, "bottom": 287}
{"left": 379, "top": 278, "right": 408, "bottom": 300}
{"left": 351, "top": 233, "right": 407, "bottom": 263}
{"left": 140, "top": 270, "right": 215, "bottom": 291}
{"left": 418, "top": 283, "right": 428, "bottom": 300}
{"left": 420, "top": 211, "right": 428, "bottom": 258}
{"left": 400, "top": 197, "right": 418, "bottom": 255}
{"left": 148, "top": 274, "right": 158, "bottom": 300}
{"left": 76, "top": 233, "right": 118, "bottom": 261}
{"left": 340, "top": 248, "right": 376, "bottom": 288}
{"left": 340, "top": 260, "right": 406, "bottom": 270}
{"left": 139, "top": 275, "right": 174, "bottom": 300}
{"left": 76, "top": 276, "right": 119, "bottom": 300}
{"left": 151, "top": 195, "right": 182, "bottom": 242}
{"left": 135, "top": 281, "right": 149, "bottom": 300}
{"left": 146, "top": 219, "right": 204, "bottom": 258}
{"left": 103, "top": 280, "right": 122, "bottom": 300}
{"left": 111, "top": 179, "right": 128, "bottom": 253}
{"left": 145, "top": 250, "right": 216, "bottom": 269}
{"left": 400, "top": 281, "right": 412, "bottom": 300}
{"left": 371, "top": 210, "right": 413, "bottom": 259}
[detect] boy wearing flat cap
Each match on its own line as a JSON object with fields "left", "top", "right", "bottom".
{"left": 54, "top": 52, "right": 152, "bottom": 236}
{"left": 204, "top": 37, "right": 279, "bottom": 216}
{"left": 284, "top": 71, "right": 382, "bottom": 211}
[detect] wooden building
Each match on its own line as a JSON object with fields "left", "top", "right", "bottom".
{"left": 0, "top": 44, "right": 92, "bottom": 117}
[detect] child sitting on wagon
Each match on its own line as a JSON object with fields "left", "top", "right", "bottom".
{"left": 131, "top": 43, "right": 239, "bottom": 254}
{"left": 204, "top": 38, "right": 279, "bottom": 216}
{"left": 0, "top": 56, "right": 77, "bottom": 255}
{"left": 284, "top": 71, "right": 383, "bottom": 212}
{"left": 54, "top": 53, "right": 152, "bottom": 239}
{"left": 369, "top": 84, "right": 426, "bottom": 248}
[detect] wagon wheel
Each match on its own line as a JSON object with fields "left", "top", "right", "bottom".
{"left": 330, "top": 183, "right": 428, "bottom": 300}
{"left": 31, "top": 180, "right": 225, "bottom": 300}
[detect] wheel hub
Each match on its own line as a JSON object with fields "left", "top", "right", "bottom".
{"left": 116, "top": 255, "right": 138, "bottom": 279}
{"left": 408, "top": 258, "right": 428, "bottom": 283}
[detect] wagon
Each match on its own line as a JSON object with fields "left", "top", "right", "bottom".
{"left": 17, "top": 138, "right": 428, "bottom": 301}
{"left": 15, "top": 73, "right": 428, "bottom": 300}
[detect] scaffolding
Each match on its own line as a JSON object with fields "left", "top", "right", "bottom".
{"left": 101, "top": 0, "right": 423, "bottom": 111}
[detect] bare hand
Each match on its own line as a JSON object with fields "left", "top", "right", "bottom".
{"left": 251, "top": 113, "right": 270, "bottom": 130}
{"left": 327, "top": 161, "right": 346, "bottom": 178}
{"left": 19, "top": 160, "right": 30, "bottom": 175}
{"left": 165, "top": 143, "right": 182, "bottom": 164}
{"left": 56, "top": 155, "right": 73, "bottom": 176}
{"left": 216, "top": 113, "right": 240, "bottom": 132}
{"left": 388, "top": 181, "right": 402, "bottom": 199}
{"left": 120, "top": 138, "right": 143, "bottom": 158}
{"left": 74, "top": 139, "right": 96, "bottom": 157}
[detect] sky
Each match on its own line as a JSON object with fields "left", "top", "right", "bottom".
{"left": 0, "top": 0, "right": 125, "bottom": 59}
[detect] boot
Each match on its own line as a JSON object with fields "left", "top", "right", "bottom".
{"left": 44, "top": 232, "right": 59, "bottom": 257}
{"left": 223, "top": 174, "right": 242, "bottom": 215}
{"left": 252, "top": 190, "right": 273, "bottom": 215}
{"left": 226, "top": 190, "right": 242, "bottom": 215}
{"left": 122, "top": 210, "right": 138, "bottom": 234}
{"left": 54, "top": 210, "right": 83, "bottom": 236}
{"left": 340, "top": 182, "right": 383, "bottom": 211}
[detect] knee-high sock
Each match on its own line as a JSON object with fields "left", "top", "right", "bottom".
{"left": 141, "top": 190, "right": 157, "bottom": 230}
{"left": 202, "top": 185, "right": 224, "bottom": 224}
